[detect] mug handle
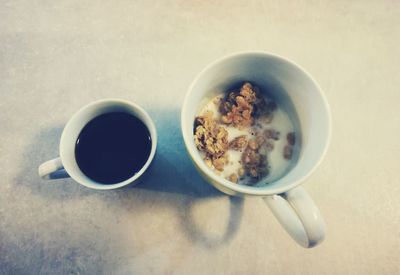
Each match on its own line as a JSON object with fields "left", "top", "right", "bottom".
{"left": 38, "top": 157, "right": 70, "bottom": 180}
{"left": 263, "top": 186, "right": 325, "bottom": 248}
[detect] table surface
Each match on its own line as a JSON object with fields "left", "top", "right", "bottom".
{"left": 1, "top": 1, "right": 399, "bottom": 274}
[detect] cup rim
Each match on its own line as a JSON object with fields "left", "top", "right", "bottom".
{"left": 60, "top": 98, "right": 157, "bottom": 190}
{"left": 181, "top": 51, "right": 332, "bottom": 196}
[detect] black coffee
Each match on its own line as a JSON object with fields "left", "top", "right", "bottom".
{"left": 75, "top": 112, "right": 151, "bottom": 184}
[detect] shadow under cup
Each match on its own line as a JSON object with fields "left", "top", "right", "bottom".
{"left": 60, "top": 99, "right": 157, "bottom": 190}
{"left": 181, "top": 53, "right": 331, "bottom": 196}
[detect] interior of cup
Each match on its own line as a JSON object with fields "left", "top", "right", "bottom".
{"left": 181, "top": 52, "right": 331, "bottom": 195}
{"left": 60, "top": 99, "right": 157, "bottom": 190}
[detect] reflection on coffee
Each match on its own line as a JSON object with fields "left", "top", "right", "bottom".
{"left": 75, "top": 112, "right": 151, "bottom": 184}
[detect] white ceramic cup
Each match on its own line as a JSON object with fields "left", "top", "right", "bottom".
{"left": 181, "top": 52, "right": 331, "bottom": 248}
{"left": 38, "top": 99, "right": 157, "bottom": 190}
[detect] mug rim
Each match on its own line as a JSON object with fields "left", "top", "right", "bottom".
{"left": 181, "top": 51, "right": 332, "bottom": 196}
{"left": 60, "top": 98, "right": 157, "bottom": 190}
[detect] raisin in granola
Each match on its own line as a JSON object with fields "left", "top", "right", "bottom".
{"left": 287, "top": 132, "right": 295, "bottom": 146}
{"left": 283, "top": 145, "right": 293, "bottom": 160}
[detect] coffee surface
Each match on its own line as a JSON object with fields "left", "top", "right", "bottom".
{"left": 75, "top": 112, "right": 151, "bottom": 184}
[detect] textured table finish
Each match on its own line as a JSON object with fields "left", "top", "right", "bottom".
{"left": 1, "top": 1, "right": 399, "bottom": 274}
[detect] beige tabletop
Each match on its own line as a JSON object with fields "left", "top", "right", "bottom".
{"left": 1, "top": 0, "right": 399, "bottom": 274}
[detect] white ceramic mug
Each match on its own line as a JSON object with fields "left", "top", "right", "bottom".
{"left": 181, "top": 52, "right": 331, "bottom": 248}
{"left": 38, "top": 99, "right": 157, "bottom": 190}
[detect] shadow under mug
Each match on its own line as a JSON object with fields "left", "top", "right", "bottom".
{"left": 38, "top": 99, "right": 157, "bottom": 190}
{"left": 181, "top": 52, "right": 331, "bottom": 248}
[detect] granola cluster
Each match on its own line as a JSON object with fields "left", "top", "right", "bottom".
{"left": 219, "top": 82, "right": 276, "bottom": 128}
{"left": 241, "top": 135, "right": 268, "bottom": 179}
{"left": 234, "top": 129, "right": 287, "bottom": 181}
{"left": 194, "top": 111, "right": 229, "bottom": 171}
{"left": 228, "top": 135, "right": 248, "bottom": 150}
{"left": 194, "top": 82, "right": 296, "bottom": 184}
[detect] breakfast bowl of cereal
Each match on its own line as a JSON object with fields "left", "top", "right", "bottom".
{"left": 181, "top": 52, "right": 331, "bottom": 248}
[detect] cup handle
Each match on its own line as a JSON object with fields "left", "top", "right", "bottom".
{"left": 38, "top": 157, "right": 70, "bottom": 180}
{"left": 263, "top": 186, "right": 325, "bottom": 248}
